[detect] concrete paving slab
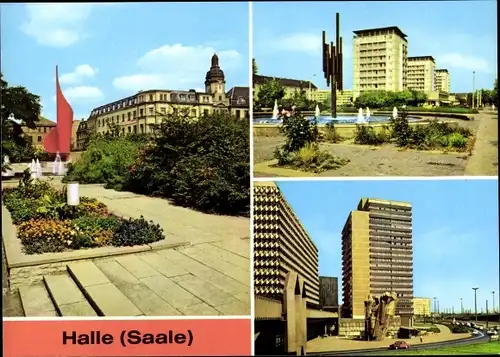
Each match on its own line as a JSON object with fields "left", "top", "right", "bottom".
{"left": 178, "top": 303, "right": 221, "bottom": 316}
{"left": 234, "top": 292, "right": 251, "bottom": 305}
{"left": 135, "top": 251, "right": 189, "bottom": 277}
{"left": 94, "top": 260, "right": 142, "bottom": 285}
{"left": 67, "top": 261, "right": 110, "bottom": 287}
{"left": 140, "top": 275, "right": 201, "bottom": 310}
{"left": 112, "top": 282, "right": 182, "bottom": 317}
{"left": 179, "top": 246, "right": 249, "bottom": 285}
{"left": 157, "top": 249, "right": 248, "bottom": 295}
{"left": 44, "top": 274, "right": 88, "bottom": 306}
{"left": 58, "top": 301, "right": 97, "bottom": 316}
{"left": 211, "top": 238, "right": 250, "bottom": 259}
{"left": 84, "top": 283, "right": 142, "bottom": 316}
{"left": 196, "top": 243, "right": 250, "bottom": 271}
{"left": 114, "top": 254, "right": 161, "bottom": 279}
{"left": 215, "top": 300, "right": 250, "bottom": 316}
{"left": 19, "top": 284, "right": 56, "bottom": 316}
{"left": 174, "top": 274, "right": 239, "bottom": 308}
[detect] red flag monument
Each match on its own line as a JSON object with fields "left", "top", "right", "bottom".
{"left": 42, "top": 66, "right": 73, "bottom": 160}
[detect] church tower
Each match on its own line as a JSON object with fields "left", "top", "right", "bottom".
{"left": 205, "top": 53, "right": 226, "bottom": 97}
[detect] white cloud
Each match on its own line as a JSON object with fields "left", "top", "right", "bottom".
{"left": 59, "top": 65, "right": 99, "bottom": 85}
{"left": 436, "top": 53, "right": 492, "bottom": 74}
{"left": 21, "top": 4, "right": 117, "bottom": 47}
{"left": 266, "top": 33, "right": 322, "bottom": 54}
{"left": 113, "top": 44, "right": 242, "bottom": 92}
{"left": 52, "top": 86, "right": 104, "bottom": 103}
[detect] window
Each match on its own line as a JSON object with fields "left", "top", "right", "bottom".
{"left": 235, "top": 110, "right": 240, "bottom": 118}
{"left": 128, "top": 126, "right": 131, "bottom": 133}
{"left": 140, "top": 124, "right": 144, "bottom": 133}
{"left": 149, "top": 107, "right": 154, "bottom": 115}
{"left": 133, "top": 111, "right": 136, "bottom": 119}
{"left": 149, "top": 94, "right": 154, "bottom": 101}
{"left": 140, "top": 109, "right": 144, "bottom": 116}
{"left": 122, "top": 114, "right": 125, "bottom": 121}
{"left": 161, "top": 107, "right": 166, "bottom": 114}
{"left": 133, "top": 126, "right": 137, "bottom": 133}
{"left": 218, "top": 95, "right": 223, "bottom": 101}
{"left": 38, "top": 136, "right": 42, "bottom": 142}
{"left": 127, "top": 112, "right": 131, "bottom": 121}
{"left": 204, "top": 109, "right": 209, "bottom": 116}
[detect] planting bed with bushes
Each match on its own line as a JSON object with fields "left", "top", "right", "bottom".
{"left": 2, "top": 172, "right": 164, "bottom": 255}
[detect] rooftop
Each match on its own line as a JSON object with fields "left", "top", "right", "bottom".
{"left": 353, "top": 26, "right": 407, "bottom": 39}
{"left": 408, "top": 56, "right": 435, "bottom": 62}
{"left": 254, "top": 74, "right": 318, "bottom": 90}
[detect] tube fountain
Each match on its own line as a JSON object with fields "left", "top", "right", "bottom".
{"left": 366, "top": 107, "right": 371, "bottom": 119}
{"left": 357, "top": 108, "right": 365, "bottom": 123}
{"left": 393, "top": 107, "right": 398, "bottom": 119}
{"left": 315, "top": 104, "right": 321, "bottom": 118}
{"left": 272, "top": 100, "right": 279, "bottom": 119}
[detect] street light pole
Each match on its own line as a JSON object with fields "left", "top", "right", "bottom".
{"left": 473, "top": 287, "right": 479, "bottom": 321}
{"left": 472, "top": 71, "right": 476, "bottom": 109}
{"left": 492, "top": 291, "right": 496, "bottom": 313}
{"left": 433, "top": 297, "right": 437, "bottom": 319}
{"left": 460, "top": 298, "right": 463, "bottom": 314}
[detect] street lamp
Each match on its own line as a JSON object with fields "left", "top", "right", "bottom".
{"left": 460, "top": 298, "right": 463, "bottom": 314}
{"left": 433, "top": 297, "right": 437, "bottom": 319}
{"left": 472, "top": 287, "right": 479, "bottom": 321}
{"left": 492, "top": 291, "right": 496, "bottom": 313}
{"left": 308, "top": 74, "right": 317, "bottom": 101}
{"left": 472, "top": 71, "right": 476, "bottom": 109}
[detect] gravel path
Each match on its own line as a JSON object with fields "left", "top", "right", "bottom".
{"left": 253, "top": 118, "right": 486, "bottom": 177}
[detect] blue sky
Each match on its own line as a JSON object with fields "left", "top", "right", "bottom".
{"left": 277, "top": 179, "right": 499, "bottom": 313}
{"left": 1, "top": 3, "right": 249, "bottom": 122}
{"left": 253, "top": 1, "right": 497, "bottom": 93}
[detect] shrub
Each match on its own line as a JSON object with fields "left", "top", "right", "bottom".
{"left": 64, "top": 135, "right": 143, "bottom": 185}
{"left": 323, "top": 122, "right": 343, "bottom": 143}
{"left": 111, "top": 216, "right": 164, "bottom": 247}
{"left": 281, "top": 144, "right": 350, "bottom": 173}
{"left": 123, "top": 111, "right": 249, "bottom": 216}
{"left": 354, "top": 125, "right": 390, "bottom": 145}
{"left": 390, "top": 110, "right": 413, "bottom": 147}
{"left": 448, "top": 133, "right": 467, "bottom": 149}
{"left": 17, "top": 219, "right": 76, "bottom": 254}
{"left": 278, "top": 111, "right": 319, "bottom": 154}
{"left": 7, "top": 197, "right": 40, "bottom": 224}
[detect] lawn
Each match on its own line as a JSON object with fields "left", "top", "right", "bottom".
{"left": 372, "top": 341, "right": 500, "bottom": 355}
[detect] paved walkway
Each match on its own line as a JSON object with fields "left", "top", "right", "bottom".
{"left": 307, "top": 324, "right": 470, "bottom": 353}
{"left": 465, "top": 111, "right": 498, "bottom": 176}
{"left": 4, "top": 184, "right": 250, "bottom": 317}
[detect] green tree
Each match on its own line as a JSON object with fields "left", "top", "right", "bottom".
{"left": 252, "top": 58, "right": 258, "bottom": 76}
{"left": 492, "top": 79, "right": 498, "bottom": 105}
{"left": 1, "top": 74, "right": 43, "bottom": 169}
{"left": 254, "top": 79, "right": 285, "bottom": 110}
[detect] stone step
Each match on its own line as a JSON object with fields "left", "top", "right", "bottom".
{"left": 67, "top": 261, "right": 143, "bottom": 316}
{"left": 19, "top": 283, "right": 58, "bottom": 317}
{"left": 43, "top": 274, "right": 97, "bottom": 316}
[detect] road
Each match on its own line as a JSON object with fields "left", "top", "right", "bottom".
{"left": 312, "top": 329, "right": 488, "bottom": 356}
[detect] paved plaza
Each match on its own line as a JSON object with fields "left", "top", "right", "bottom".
{"left": 3, "top": 185, "right": 250, "bottom": 317}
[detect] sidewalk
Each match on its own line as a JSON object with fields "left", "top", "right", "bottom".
{"left": 465, "top": 111, "right": 498, "bottom": 175}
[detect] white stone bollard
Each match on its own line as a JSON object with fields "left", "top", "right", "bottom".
{"left": 67, "top": 182, "right": 80, "bottom": 206}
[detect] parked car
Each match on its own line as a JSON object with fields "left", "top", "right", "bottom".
{"left": 389, "top": 341, "right": 410, "bottom": 350}
{"left": 472, "top": 330, "right": 481, "bottom": 336}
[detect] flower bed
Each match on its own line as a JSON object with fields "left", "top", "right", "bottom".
{"left": 1, "top": 174, "right": 164, "bottom": 255}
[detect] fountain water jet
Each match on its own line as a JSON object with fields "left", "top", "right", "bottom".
{"left": 366, "top": 107, "right": 371, "bottom": 119}
{"left": 315, "top": 104, "right": 321, "bottom": 118}
{"left": 392, "top": 107, "right": 398, "bottom": 119}
{"left": 357, "top": 108, "right": 367, "bottom": 123}
{"left": 272, "top": 100, "right": 279, "bottom": 119}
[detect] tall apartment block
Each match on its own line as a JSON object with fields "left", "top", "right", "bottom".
{"left": 407, "top": 56, "right": 436, "bottom": 94}
{"left": 253, "top": 182, "right": 320, "bottom": 307}
{"left": 352, "top": 27, "right": 408, "bottom": 98}
{"left": 435, "top": 69, "right": 451, "bottom": 93}
{"left": 413, "top": 297, "right": 432, "bottom": 317}
{"left": 341, "top": 198, "right": 414, "bottom": 326}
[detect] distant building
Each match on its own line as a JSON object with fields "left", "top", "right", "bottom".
{"left": 253, "top": 181, "right": 320, "bottom": 307}
{"left": 71, "top": 120, "right": 81, "bottom": 150}
{"left": 314, "top": 89, "right": 354, "bottom": 107}
{"left": 341, "top": 198, "right": 414, "bottom": 326}
{"left": 319, "top": 276, "right": 339, "bottom": 311}
{"left": 407, "top": 56, "right": 436, "bottom": 94}
{"left": 22, "top": 117, "right": 56, "bottom": 147}
{"left": 77, "top": 54, "right": 249, "bottom": 146}
{"left": 413, "top": 297, "right": 431, "bottom": 317}
{"left": 352, "top": 26, "right": 408, "bottom": 98}
{"left": 253, "top": 75, "right": 318, "bottom": 104}
{"left": 435, "top": 69, "right": 450, "bottom": 93}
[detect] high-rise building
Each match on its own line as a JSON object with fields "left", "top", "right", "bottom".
{"left": 253, "top": 182, "right": 320, "bottom": 307}
{"left": 435, "top": 69, "right": 451, "bottom": 93}
{"left": 341, "top": 198, "right": 414, "bottom": 326}
{"left": 413, "top": 297, "right": 431, "bottom": 317}
{"left": 407, "top": 56, "right": 436, "bottom": 94}
{"left": 314, "top": 90, "right": 354, "bottom": 107}
{"left": 352, "top": 27, "right": 408, "bottom": 98}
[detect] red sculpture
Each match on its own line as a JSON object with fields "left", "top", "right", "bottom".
{"left": 42, "top": 66, "right": 73, "bottom": 160}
